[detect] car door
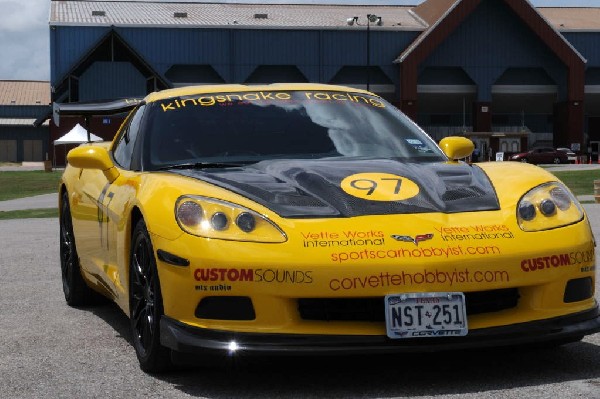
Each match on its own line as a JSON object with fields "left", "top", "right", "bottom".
{"left": 528, "top": 148, "right": 541, "bottom": 164}
{"left": 69, "top": 162, "right": 116, "bottom": 294}
{"left": 102, "top": 105, "right": 146, "bottom": 298}
{"left": 540, "top": 148, "right": 554, "bottom": 163}
{"left": 69, "top": 105, "right": 145, "bottom": 300}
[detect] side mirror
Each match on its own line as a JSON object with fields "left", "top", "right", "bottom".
{"left": 67, "top": 145, "right": 119, "bottom": 183}
{"left": 439, "top": 137, "right": 475, "bottom": 162}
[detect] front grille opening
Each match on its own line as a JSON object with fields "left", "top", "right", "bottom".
{"left": 299, "top": 298, "right": 383, "bottom": 322}
{"left": 465, "top": 288, "right": 519, "bottom": 315}
{"left": 195, "top": 296, "right": 256, "bottom": 320}
{"left": 564, "top": 277, "right": 594, "bottom": 303}
{"left": 298, "top": 288, "right": 520, "bottom": 322}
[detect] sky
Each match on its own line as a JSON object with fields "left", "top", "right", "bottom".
{"left": 0, "top": 0, "right": 598, "bottom": 82}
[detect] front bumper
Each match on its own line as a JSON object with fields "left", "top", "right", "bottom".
{"left": 161, "top": 305, "right": 600, "bottom": 355}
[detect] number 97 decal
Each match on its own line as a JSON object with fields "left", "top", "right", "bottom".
{"left": 340, "top": 173, "right": 420, "bottom": 201}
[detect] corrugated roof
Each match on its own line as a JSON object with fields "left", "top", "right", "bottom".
{"left": 0, "top": 81, "right": 51, "bottom": 106}
{"left": 411, "top": 0, "right": 457, "bottom": 25}
{"left": 539, "top": 7, "right": 600, "bottom": 31}
{"left": 0, "top": 118, "right": 47, "bottom": 126}
{"left": 49, "top": 1, "right": 600, "bottom": 31}
{"left": 50, "top": 1, "right": 427, "bottom": 29}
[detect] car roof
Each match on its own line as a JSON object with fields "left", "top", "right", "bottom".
{"left": 143, "top": 83, "right": 374, "bottom": 103}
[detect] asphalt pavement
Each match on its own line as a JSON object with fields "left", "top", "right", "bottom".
{"left": 0, "top": 209, "right": 599, "bottom": 399}
{"left": 1, "top": 163, "right": 599, "bottom": 398}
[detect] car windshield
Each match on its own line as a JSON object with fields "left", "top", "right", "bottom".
{"left": 142, "top": 90, "right": 446, "bottom": 170}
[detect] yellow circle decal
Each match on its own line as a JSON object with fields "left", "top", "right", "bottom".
{"left": 341, "top": 173, "right": 420, "bottom": 201}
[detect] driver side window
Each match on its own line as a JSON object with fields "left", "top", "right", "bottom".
{"left": 113, "top": 104, "right": 146, "bottom": 170}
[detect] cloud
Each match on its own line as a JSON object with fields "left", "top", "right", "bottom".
{"left": 0, "top": 0, "right": 49, "bottom": 80}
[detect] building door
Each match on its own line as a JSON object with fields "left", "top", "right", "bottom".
{"left": 499, "top": 138, "right": 520, "bottom": 153}
{"left": 23, "top": 140, "right": 43, "bottom": 161}
{"left": 591, "top": 141, "right": 600, "bottom": 163}
{"left": 0, "top": 140, "right": 17, "bottom": 162}
{"left": 472, "top": 138, "right": 489, "bottom": 162}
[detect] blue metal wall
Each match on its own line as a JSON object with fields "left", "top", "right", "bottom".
{"left": 0, "top": 105, "right": 47, "bottom": 118}
{"left": 420, "top": 0, "right": 567, "bottom": 101}
{"left": 50, "top": 26, "right": 111, "bottom": 83}
{"left": 79, "top": 61, "right": 147, "bottom": 101}
{"left": 51, "top": 25, "right": 419, "bottom": 90}
{"left": 564, "top": 32, "right": 600, "bottom": 66}
{"left": 48, "top": 4, "right": 600, "bottom": 104}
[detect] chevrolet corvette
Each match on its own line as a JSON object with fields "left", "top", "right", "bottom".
{"left": 59, "top": 83, "right": 599, "bottom": 372}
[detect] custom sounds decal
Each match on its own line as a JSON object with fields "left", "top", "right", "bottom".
{"left": 193, "top": 268, "right": 313, "bottom": 292}
{"left": 520, "top": 249, "right": 595, "bottom": 273}
{"left": 340, "top": 173, "right": 419, "bottom": 201}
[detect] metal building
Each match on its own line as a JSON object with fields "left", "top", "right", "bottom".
{"left": 46, "top": 0, "right": 600, "bottom": 164}
{"left": 0, "top": 81, "right": 50, "bottom": 163}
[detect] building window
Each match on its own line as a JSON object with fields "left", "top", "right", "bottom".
{"left": 165, "top": 64, "right": 225, "bottom": 86}
{"left": 244, "top": 65, "right": 308, "bottom": 84}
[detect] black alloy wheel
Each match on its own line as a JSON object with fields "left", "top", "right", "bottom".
{"left": 129, "top": 219, "right": 172, "bottom": 372}
{"left": 60, "top": 191, "right": 97, "bottom": 306}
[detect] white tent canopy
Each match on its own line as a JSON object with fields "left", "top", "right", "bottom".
{"left": 54, "top": 123, "right": 103, "bottom": 144}
{"left": 53, "top": 123, "right": 104, "bottom": 166}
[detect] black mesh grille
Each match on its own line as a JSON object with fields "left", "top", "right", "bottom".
{"left": 441, "top": 186, "right": 486, "bottom": 202}
{"left": 298, "top": 288, "right": 520, "bottom": 322}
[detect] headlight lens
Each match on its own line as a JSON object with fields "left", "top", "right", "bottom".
{"left": 175, "top": 195, "right": 287, "bottom": 242}
{"left": 517, "top": 182, "right": 583, "bottom": 232}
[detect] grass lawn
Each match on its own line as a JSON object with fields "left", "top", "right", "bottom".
{"left": 0, "top": 171, "right": 63, "bottom": 201}
{"left": 0, "top": 208, "right": 58, "bottom": 220}
{"left": 551, "top": 169, "right": 600, "bottom": 197}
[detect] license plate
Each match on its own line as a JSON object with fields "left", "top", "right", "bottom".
{"left": 385, "top": 292, "right": 468, "bottom": 339}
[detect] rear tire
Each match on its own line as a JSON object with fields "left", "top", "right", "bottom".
{"left": 60, "top": 191, "right": 100, "bottom": 306}
{"left": 553, "top": 157, "right": 561, "bottom": 164}
{"left": 129, "top": 219, "right": 172, "bottom": 373}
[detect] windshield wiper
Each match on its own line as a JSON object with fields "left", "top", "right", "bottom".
{"left": 155, "top": 162, "right": 246, "bottom": 171}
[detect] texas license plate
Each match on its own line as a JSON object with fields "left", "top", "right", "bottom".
{"left": 384, "top": 292, "right": 468, "bottom": 339}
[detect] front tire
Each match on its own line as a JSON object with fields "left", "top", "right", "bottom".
{"left": 60, "top": 191, "right": 99, "bottom": 306}
{"left": 553, "top": 157, "right": 561, "bottom": 164}
{"left": 129, "top": 219, "right": 172, "bottom": 373}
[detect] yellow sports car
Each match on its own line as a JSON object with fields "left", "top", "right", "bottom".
{"left": 59, "top": 84, "right": 599, "bottom": 372}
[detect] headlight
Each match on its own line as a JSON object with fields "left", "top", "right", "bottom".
{"left": 517, "top": 182, "right": 583, "bottom": 232}
{"left": 175, "top": 195, "right": 287, "bottom": 242}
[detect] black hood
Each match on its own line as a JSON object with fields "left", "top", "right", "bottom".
{"left": 173, "top": 159, "right": 499, "bottom": 218}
